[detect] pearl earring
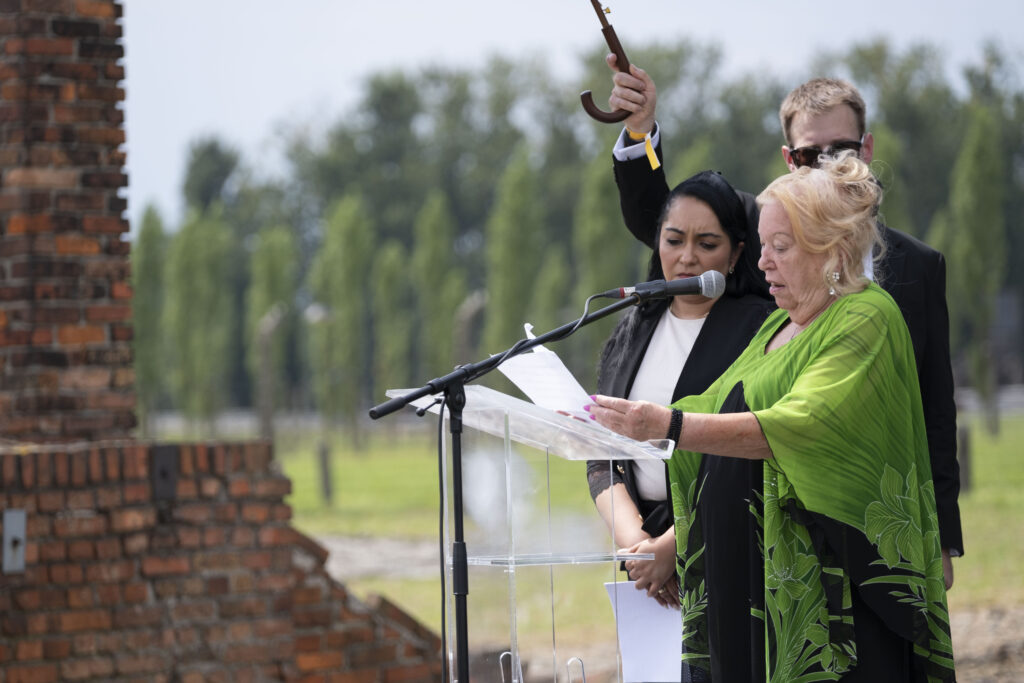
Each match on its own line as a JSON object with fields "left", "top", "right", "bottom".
{"left": 829, "top": 271, "right": 840, "bottom": 296}
{"left": 728, "top": 266, "right": 734, "bottom": 275}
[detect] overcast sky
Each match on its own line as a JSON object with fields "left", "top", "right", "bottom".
{"left": 121, "top": 0, "right": 1023, "bottom": 233}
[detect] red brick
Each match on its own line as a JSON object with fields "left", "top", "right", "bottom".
{"left": 123, "top": 481, "right": 148, "bottom": 503}
{"left": 66, "top": 490, "right": 94, "bottom": 509}
{"left": 199, "top": 477, "right": 222, "bottom": 498}
{"left": 52, "top": 452, "right": 69, "bottom": 485}
{"left": 57, "top": 324, "right": 106, "bottom": 345}
{"left": 141, "top": 555, "right": 190, "bottom": 577}
{"left": 43, "top": 638, "right": 72, "bottom": 659}
{"left": 173, "top": 504, "right": 212, "bottom": 525}
{"left": 68, "top": 539, "right": 95, "bottom": 560}
{"left": 104, "top": 448, "right": 120, "bottom": 480}
{"left": 95, "top": 485, "right": 121, "bottom": 509}
{"left": 175, "top": 478, "right": 198, "bottom": 499}
{"left": 296, "top": 651, "right": 344, "bottom": 671}
{"left": 5, "top": 663, "right": 59, "bottom": 683}
{"left": 122, "top": 582, "right": 147, "bottom": 604}
{"left": 88, "top": 448, "right": 104, "bottom": 482}
{"left": 122, "top": 532, "right": 148, "bottom": 555}
{"left": 55, "top": 234, "right": 101, "bottom": 255}
{"left": 241, "top": 503, "right": 270, "bottom": 523}
{"left": 70, "top": 452, "right": 88, "bottom": 486}
{"left": 19, "top": 454, "right": 36, "bottom": 487}
{"left": 384, "top": 663, "right": 440, "bottom": 682}
{"left": 121, "top": 446, "right": 148, "bottom": 479}
{"left": 54, "top": 513, "right": 106, "bottom": 537}
{"left": 59, "top": 609, "right": 112, "bottom": 633}
{"left": 37, "top": 490, "right": 66, "bottom": 512}
{"left": 67, "top": 586, "right": 94, "bottom": 609}
{"left": 50, "top": 563, "right": 84, "bottom": 584}
{"left": 110, "top": 507, "right": 154, "bottom": 532}
{"left": 85, "top": 559, "right": 133, "bottom": 583}
{"left": 95, "top": 584, "right": 120, "bottom": 606}
{"left": 329, "top": 669, "right": 378, "bottom": 683}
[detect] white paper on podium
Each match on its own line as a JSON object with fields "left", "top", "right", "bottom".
{"left": 605, "top": 581, "right": 681, "bottom": 682}
{"left": 497, "top": 324, "right": 594, "bottom": 421}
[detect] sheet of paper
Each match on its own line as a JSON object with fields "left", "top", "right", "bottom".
{"left": 497, "top": 324, "right": 593, "bottom": 420}
{"left": 604, "top": 581, "right": 681, "bottom": 682}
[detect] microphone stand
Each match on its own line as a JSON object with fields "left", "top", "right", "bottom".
{"left": 369, "top": 293, "right": 645, "bottom": 682}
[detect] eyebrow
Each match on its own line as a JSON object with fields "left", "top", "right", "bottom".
{"left": 663, "top": 227, "right": 725, "bottom": 238}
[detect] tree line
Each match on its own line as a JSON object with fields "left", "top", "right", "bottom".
{"left": 131, "top": 38, "right": 1024, "bottom": 436}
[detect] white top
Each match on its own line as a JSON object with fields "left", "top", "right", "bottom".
{"left": 627, "top": 308, "right": 706, "bottom": 501}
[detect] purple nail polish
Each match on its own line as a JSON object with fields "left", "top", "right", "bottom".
{"left": 583, "top": 404, "right": 591, "bottom": 412}
{"left": 589, "top": 394, "right": 597, "bottom": 401}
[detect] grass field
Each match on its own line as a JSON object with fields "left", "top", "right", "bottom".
{"left": 279, "top": 413, "right": 1024, "bottom": 648}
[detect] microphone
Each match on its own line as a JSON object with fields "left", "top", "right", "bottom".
{"left": 599, "top": 270, "right": 726, "bottom": 301}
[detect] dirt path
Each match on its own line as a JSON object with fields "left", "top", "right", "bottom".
{"left": 317, "top": 535, "right": 1024, "bottom": 680}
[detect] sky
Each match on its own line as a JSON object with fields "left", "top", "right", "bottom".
{"left": 120, "top": 0, "right": 1023, "bottom": 233}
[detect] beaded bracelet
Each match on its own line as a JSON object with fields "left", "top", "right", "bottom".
{"left": 666, "top": 409, "right": 683, "bottom": 445}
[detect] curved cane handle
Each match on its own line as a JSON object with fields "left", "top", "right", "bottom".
{"left": 581, "top": 20, "right": 632, "bottom": 124}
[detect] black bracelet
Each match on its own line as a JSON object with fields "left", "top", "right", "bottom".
{"left": 666, "top": 409, "right": 683, "bottom": 445}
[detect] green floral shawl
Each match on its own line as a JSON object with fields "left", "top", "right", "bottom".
{"left": 669, "top": 283, "right": 955, "bottom": 681}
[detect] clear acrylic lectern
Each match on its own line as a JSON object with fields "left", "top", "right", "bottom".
{"left": 387, "top": 385, "right": 673, "bottom": 682}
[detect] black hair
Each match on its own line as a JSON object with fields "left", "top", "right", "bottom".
{"left": 648, "top": 170, "right": 769, "bottom": 299}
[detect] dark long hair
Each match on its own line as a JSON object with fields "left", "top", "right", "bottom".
{"left": 648, "top": 170, "right": 769, "bottom": 300}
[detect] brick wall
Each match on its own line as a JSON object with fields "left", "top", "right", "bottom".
{"left": 0, "top": 442, "right": 442, "bottom": 682}
{"left": 0, "top": 0, "right": 135, "bottom": 442}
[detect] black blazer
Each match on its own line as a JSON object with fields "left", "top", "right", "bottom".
{"left": 613, "top": 143, "right": 964, "bottom": 554}
{"left": 587, "top": 294, "right": 774, "bottom": 537}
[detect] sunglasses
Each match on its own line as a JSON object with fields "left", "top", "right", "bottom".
{"left": 788, "top": 135, "right": 865, "bottom": 168}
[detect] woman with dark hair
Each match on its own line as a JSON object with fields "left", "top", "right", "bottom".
{"left": 586, "top": 170, "right": 774, "bottom": 608}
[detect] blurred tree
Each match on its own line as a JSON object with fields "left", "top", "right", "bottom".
{"left": 371, "top": 241, "right": 413, "bottom": 399}
{"left": 869, "top": 121, "right": 914, "bottom": 236}
{"left": 570, "top": 152, "right": 644, "bottom": 382}
{"left": 412, "top": 191, "right": 465, "bottom": 378}
{"left": 307, "top": 195, "right": 373, "bottom": 442}
{"left": 245, "top": 226, "right": 299, "bottom": 409}
{"left": 814, "top": 40, "right": 965, "bottom": 237}
{"left": 182, "top": 137, "right": 240, "bottom": 212}
{"left": 131, "top": 204, "right": 166, "bottom": 436}
{"left": 526, "top": 244, "right": 572, "bottom": 343}
{"left": 928, "top": 103, "right": 1005, "bottom": 430}
{"left": 163, "top": 208, "right": 235, "bottom": 433}
{"left": 481, "top": 147, "right": 544, "bottom": 356}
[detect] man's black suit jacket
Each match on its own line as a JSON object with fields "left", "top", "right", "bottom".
{"left": 612, "top": 145, "right": 964, "bottom": 554}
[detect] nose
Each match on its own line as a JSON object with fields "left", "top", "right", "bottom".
{"left": 679, "top": 242, "right": 698, "bottom": 265}
{"left": 757, "top": 245, "right": 770, "bottom": 272}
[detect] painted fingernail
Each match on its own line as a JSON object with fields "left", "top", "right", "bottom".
{"left": 589, "top": 394, "right": 597, "bottom": 401}
{"left": 590, "top": 415, "right": 596, "bottom": 421}
{"left": 583, "top": 404, "right": 591, "bottom": 412}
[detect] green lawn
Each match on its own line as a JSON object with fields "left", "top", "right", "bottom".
{"left": 278, "top": 413, "right": 1024, "bottom": 645}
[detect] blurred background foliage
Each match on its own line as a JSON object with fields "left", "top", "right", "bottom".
{"left": 130, "top": 38, "right": 1024, "bottom": 438}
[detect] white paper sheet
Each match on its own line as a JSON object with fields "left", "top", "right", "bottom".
{"left": 605, "top": 581, "right": 681, "bottom": 682}
{"left": 497, "top": 324, "right": 593, "bottom": 420}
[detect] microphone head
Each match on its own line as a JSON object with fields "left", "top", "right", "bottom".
{"left": 699, "top": 270, "right": 726, "bottom": 299}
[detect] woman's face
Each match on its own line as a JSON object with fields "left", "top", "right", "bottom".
{"left": 658, "top": 195, "right": 740, "bottom": 301}
{"left": 757, "top": 201, "right": 831, "bottom": 324}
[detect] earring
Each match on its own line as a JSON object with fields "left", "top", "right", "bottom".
{"left": 829, "top": 271, "right": 840, "bottom": 296}
{"left": 728, "top": 266, "right": 734, "bottom": 275}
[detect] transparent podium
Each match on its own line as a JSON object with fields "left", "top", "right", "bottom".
{"left": 388, "top": 385, "right": 673, "bottom": 682}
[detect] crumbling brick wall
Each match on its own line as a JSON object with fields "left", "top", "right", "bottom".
{"left": 0, "top": 441, "right": 442, "bottom": 681}
{"left": 0, "top": 0, "right": 135, "bottom": 442}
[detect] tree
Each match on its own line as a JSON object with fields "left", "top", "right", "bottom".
{"left": 869, "top": 122, "right": 914, "bottom": 236}
{"left": 928, "top": 103, "right": 1005, "bottom": 430}
{"left": 163, "top": 208, "right": 235, "bottom": 432}
{"left": 245, "top": 226, "right": 299, "bottom": 410}
{"left": 131, "top": 204, "right": 166, "bottom": 436}
{"left": 182, "top": 137, "right": 240, "bottom": 213}
{"left": 412, "top": 191, "right": 466, "bottom": 377}
{"left": 307, "top": 195, "right": 373, "bottom": 439}
{"left": 481, "top": 147, "right": 544, "bottom": 356}
{"left": 570, "top": 152, "right": 644, "bottom": 382}
{"left": 371, "top": 241, "right": 413, "bottom": 399}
